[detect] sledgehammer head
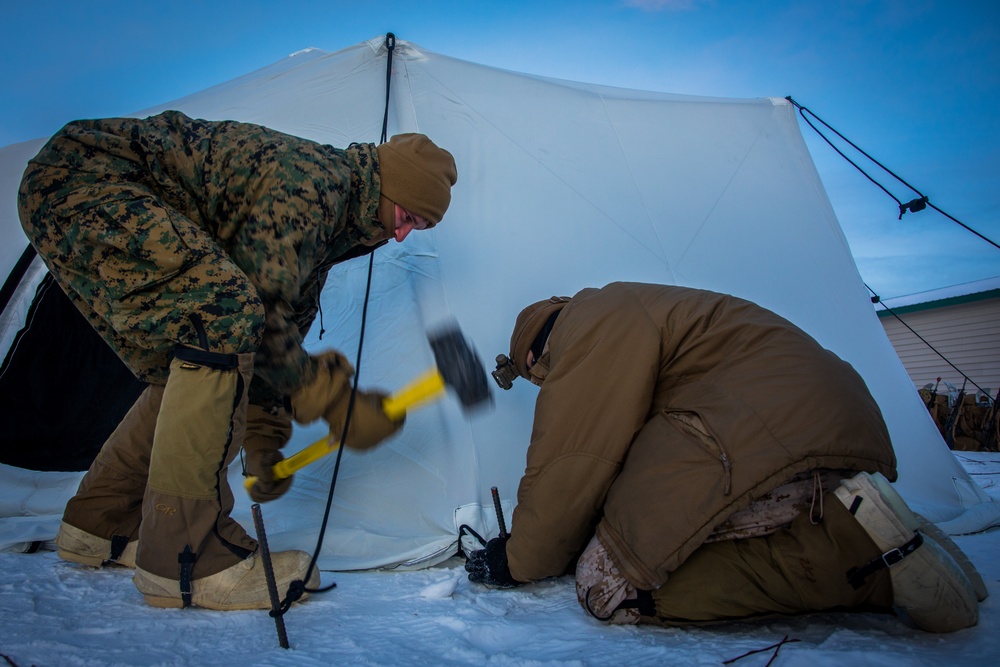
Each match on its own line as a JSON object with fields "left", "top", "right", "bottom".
{"left": 428, "top": 325, "right": 492, "bottom": 412}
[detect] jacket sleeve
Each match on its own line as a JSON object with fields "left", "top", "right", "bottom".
{"left": 225, "top": 143, "right": 353, "bottom": 394}
{"left": 505, "top": 289, "right": 661, "bottom": 582}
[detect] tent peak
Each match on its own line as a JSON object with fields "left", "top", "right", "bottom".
{"left": 289, "top": 47, "right": 325, "bottom": 58}
{"left": 365, "top": 34, "right": 426, "bottom": 59}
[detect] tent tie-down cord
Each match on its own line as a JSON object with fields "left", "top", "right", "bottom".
{"left": 263, "top": 31, "right": 398, "bottom": 643}
{"left": 723, "top": 635, "right": 800, "bottom": 667}
{"left": 785, "top": 97, "right": 999, "bottom": 250}
{"left": 456, "top": 487, "right": 508, "bottom": 556}
{"left": 786, "top": 96, "right": 997, "bottom": 410}
{"left": 868, "top": 283, "right": 995, "bottom": 408}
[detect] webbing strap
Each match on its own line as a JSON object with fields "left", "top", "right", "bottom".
{"left": 109, "top": 535, "right": 129, "bottom": 562}
{"left": 617, "top": 589, "right": 658, "bottom": 617}
{"left": 846, "top": 532, "right": 924, "bottom": 590}
{"left": 178, "top": 545, "right": 197, "bottom": 608}
{"left": 584, "top": 587, "right": 657, "bottom": 621}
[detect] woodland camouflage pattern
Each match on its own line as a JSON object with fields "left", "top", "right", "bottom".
{"left": 18, "top": 111, "right": 390, "bottom": 401}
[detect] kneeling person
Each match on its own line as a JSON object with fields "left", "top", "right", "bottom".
{"left": 468, "top": 282, "right": 984, "bottom": 633}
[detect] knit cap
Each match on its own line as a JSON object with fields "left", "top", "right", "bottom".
{"left": 376, "top": 133, "right": 458, "bottom": 225}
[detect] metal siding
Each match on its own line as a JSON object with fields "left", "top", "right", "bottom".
{"left": 880, "top": 298, "right": 1000, "bottom": 398}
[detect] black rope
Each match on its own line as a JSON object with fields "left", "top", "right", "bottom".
{"left": 785, "top": 96, "right": 997, "bottom": 410}
{"left": 458, "top": 524, "right": 488, "bottom": 554}
{"left": 285, "top": 252, "right": 377, "bottom": 610}
{"left": 786, "top": 96, "right": 999, "bottom": 249}
{"left": 275, "top": 31, "right": 398, "bottom": 615}
{"left": 381, "top": 32, "right": 396, "bottom": 144}
{"left": 869, "top": 284, "right": 994, "bottom": 406}
{"left": 723, "top": 636, "right": 801, "bottom": 667}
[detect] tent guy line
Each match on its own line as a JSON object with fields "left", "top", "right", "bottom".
{"left": 788, "top": 97, "right": 1000, "bottom": 251}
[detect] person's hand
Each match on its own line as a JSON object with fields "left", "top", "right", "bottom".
{"left": 465, "top": 536, "right": 521, "bottom": 588}
{"left": 290, "top": 353, "right": 404, "bottom": 450}
{"left": 290, "top": 351, "right": 354, "bottom": 424}
{"left": 245, "top": 448, "right": 293, "bottom": 502}
{"left": 325, "top": 390, "right": 405, "bottom": 451}
{"left": 243, "top": 404, "right": 294, "bottom": 502}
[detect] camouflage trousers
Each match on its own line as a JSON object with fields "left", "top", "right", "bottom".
{"left": 18, "top": 169, "right": 264, "bottom": 384}
{"left": 577, "top": 471, "right": 893, "bottom": 625}
{"left": 576, "top": 534, "right": 644, "bottom": 624}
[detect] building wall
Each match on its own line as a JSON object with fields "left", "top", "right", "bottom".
{"left": 879, "top": 297, "right": 1000, "bottom": 400}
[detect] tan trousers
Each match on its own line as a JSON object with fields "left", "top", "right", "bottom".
{"left": 63, "top": 351, "right": 262, "bottom": 581}
{"left": 577, "top": 492, "right": 894, "bottom": 626}
{"left": 62, "top": 384, "right": 163, "bottom": 545}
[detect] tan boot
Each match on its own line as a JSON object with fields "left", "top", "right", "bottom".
{"left": 834, "top": 471, "right": 979, "bottom": 632}
{"left": 134, "top": 550, "right": 320, "bottom": 610}
{"left": 56, "top": 522, "right": 138, "bottom": 568}
{"left": 58, "top": 384, "right": 164, "bottom": 567}
{"left": 913, "top": 512, "right": 989, "bottom": 602}
{"left": 134, "top": 347, "right": 318, "bottom": 611}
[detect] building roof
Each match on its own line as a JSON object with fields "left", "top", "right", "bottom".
{"left": 876, "top": 276, "right": 1000, "bottom": 317}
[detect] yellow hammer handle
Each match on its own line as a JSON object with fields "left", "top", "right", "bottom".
{"left": 243, "top": 438, "right": 339, "bottom": 492}
{"left": 382, "top": 368, "right": 446, "bottom": 419}
{"left": 244, "top": 368, "right": 448, "bottom": 492}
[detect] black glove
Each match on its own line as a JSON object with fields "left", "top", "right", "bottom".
{"left": 465, "top": 536, "right": 521, "bottom": 588}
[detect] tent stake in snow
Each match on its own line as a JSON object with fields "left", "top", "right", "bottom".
{"left": 491, "top": 486, "right": 508, "bottom": 539}
{"left": 251, "top": 503, "right": 290, "bottom": 649}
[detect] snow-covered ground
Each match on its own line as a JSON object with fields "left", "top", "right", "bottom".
{"left": 1, "top": 452, "right": 997, "bottom": 667}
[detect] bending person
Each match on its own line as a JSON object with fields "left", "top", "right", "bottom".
{"left": 469, "top": 282, "right": 983, "bottom": 633}
{"left": 19, "top": 111, "right": 458, "bottom": 610}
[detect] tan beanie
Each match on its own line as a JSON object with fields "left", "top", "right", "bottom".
{"left": 376, "top": 133, "right": 458, "bottom": 225}
{"left": 509, "top": 296, "right": 571, "bottom": 379}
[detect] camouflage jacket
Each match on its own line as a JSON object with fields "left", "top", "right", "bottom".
{"left": 20, "top": 110, "right": 389, "bottom": 396}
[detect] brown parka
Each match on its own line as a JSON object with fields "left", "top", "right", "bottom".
{"left": 505, "top": 282, "right": 897, "bottom": 590}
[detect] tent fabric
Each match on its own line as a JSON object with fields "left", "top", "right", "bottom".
{"left": 1, "top": 37, "right": 997, "bottom": 568}
{"left": 0, "top": 272, "right": 145, "bottom": 471}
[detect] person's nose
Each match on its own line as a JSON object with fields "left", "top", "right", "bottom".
{"left": 394, "top": 223, "right": 412, "bottom": 242}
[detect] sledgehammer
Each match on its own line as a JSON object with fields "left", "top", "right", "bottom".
{"left": 244, "top": 325, "right": 490, "bottom": 492}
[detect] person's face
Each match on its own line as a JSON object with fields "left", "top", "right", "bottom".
{"left": 525, "top": 339, "right": 550, "bottom": 372}
{"left": 393, "top": 204, "right": 430, "bottom": 242}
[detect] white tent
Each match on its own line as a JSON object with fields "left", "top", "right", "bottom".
{"left": 2, "top": 36, "right": 997, "bottom": 569}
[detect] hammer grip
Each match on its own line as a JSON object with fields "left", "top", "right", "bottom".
{"left": 243, "top": 438, "right": 341, "bottom": 492}
{"left": 244, "top": 367, "right": 448, "bottom": 493}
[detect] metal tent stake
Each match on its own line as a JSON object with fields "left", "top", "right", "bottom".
{"left": 251, "top": 503, "right": 290, "bottom": 649}
{"left": 491, "top": 486, "right": 507, "bottom": 538}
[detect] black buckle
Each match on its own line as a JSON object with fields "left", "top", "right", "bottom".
{"left": 846, "top": 532, "right": 924, "bottom": 590}
{"left": 880, "top": 547, "right": 906, "bottom": 568}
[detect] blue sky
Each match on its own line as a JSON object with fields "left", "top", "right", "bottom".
{"left": 2, "top": 0, "right": 997, "bottom": 297}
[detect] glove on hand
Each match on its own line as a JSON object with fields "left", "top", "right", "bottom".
{"left": 325, "top": 390, "right": 405, "bottom": 451}
{"left": 465, "top": 535, "right": 521, "bottom": 588}
{"left": 289, "top": 351, "right": 404, "bottom": 450}
{"left": 244, "top": 404, "right": 294, "bottom": 503}
{"left": 289, "top": 351, "right": 354, "bottom": 424}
